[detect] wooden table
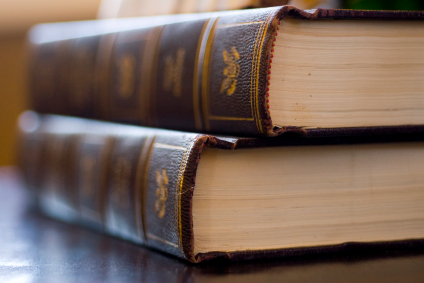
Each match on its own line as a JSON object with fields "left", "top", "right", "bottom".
{"left": 1, "top": 167, "right": 423, "bottom": 282}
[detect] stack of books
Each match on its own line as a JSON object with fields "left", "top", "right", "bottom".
{"left": 19, "top": 5, "right": 424, "bottom": 263}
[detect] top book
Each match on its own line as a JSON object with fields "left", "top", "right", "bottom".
{"left": 28, "top": 6, "right": 424, "bottom": 137}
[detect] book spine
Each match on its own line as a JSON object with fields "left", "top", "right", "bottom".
{"left": 28, "top": 7, "right": 285, "bottom": 136}
{"left": 18, "top": 112, "right": 206, "bottom": 261}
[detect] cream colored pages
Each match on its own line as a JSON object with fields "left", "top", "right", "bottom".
{"left": 193, "top": 142, "right": 424, "bottom": 253}
{"left": 269, "top": 18, "right": 424, "bottom": 128}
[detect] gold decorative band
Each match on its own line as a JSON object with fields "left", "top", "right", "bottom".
{"left": 145, "top": 26, "right": 164, "bottom": 127}
{"left": 209, "top": 116, "right": 255, "bottom": 121}
{"left": 177, "top": 139, "right": 197, "bottom": 249}
{"left": 138, "top": 27, "right": 160, "bottom": 124}
{"left": 193, "top": 20, "right": 210, "bottom": 131}
{"left": 250, "top": 11, "right": 275, "bottom": 133}
{"left": 146, "top": 232, "right": 179, "bottom": 248}
{"left": 134, "top": 134, "right": 156, "bottom": 243}
{"left": 95, "top": 33, "right": 117, "bottom": 120}
{"left": 217, "top": 21, "right": 264, "bottom": 29}
{"left": 201, "top": 17, "right": 219, "bottom": 131}
{"left": 154, "top": 143, "right": 187, "bottom": 151}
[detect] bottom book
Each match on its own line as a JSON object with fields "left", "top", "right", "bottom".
{"left": 18, "top": 111, "right": 424, "bottom": 263}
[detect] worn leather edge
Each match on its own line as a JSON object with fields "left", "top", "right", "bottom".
{"left": 179, "top": 135, "right": 236, "bottom": 262}
{"left": 272, "top": 125, "right": 424, "bottom": 138}
{"left": 262, "top": 6, "right": 424, "bottom": 136}
{"left": 180, "top": 131, "right": 424, "bottom": 262}
{"left": 193, "top": 239, "right": 424, "bottom": 263}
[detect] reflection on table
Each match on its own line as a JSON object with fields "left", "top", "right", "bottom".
{"left": 1, "top": 167, "right": 423, "bottom": 283}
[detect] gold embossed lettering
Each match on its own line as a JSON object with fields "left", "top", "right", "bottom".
{"left": 163, "top": 48, "right": 186, "bottom": 97}
{"left": 154, "top": 169, "right": 168, "bottom": 218}
{"left": 112, "top": 157, "right": 132, "bottom": 209}
{"left": 220, "top": 46, "right": 240, "bottom": 96}
{"left": 117, "top": 54, "right": 136, "bottom": 98}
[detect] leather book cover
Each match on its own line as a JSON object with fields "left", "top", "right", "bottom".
{"left": 18, "top": 112, "right": 424, "bottom": 263}
{"left": 28, "top": 6, "right": 424, "bottom": 137}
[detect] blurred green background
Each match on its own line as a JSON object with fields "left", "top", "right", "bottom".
{"left": 343, "top": 0, "right": 424, "bottom": 10}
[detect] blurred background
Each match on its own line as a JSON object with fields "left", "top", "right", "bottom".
{"left": 0, "top": 0, "right": 423, "bottom": 166}
{"left": 0, "top": 0, "right": 102, "bottom": 166}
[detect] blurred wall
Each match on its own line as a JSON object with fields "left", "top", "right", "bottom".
{"left": 0, "top": 0, "right": 102, "bottom": 166}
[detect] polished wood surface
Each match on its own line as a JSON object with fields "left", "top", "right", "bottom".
{"left": 1, "top": 167, "right": 424, "bottom": 282}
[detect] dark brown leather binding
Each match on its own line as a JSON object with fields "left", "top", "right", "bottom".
{"left": 28, "top": 6, "right": 424, "bottom": 137}
{"left": 18, "top": 112, "right": 424, "bottom": 263}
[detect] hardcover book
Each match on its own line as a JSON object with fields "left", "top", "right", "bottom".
{"left": 28, "top": 6, "right": 424, "bottom": 137}
{"left": 18, "top": 112, "right": 424, "bottom": 263}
